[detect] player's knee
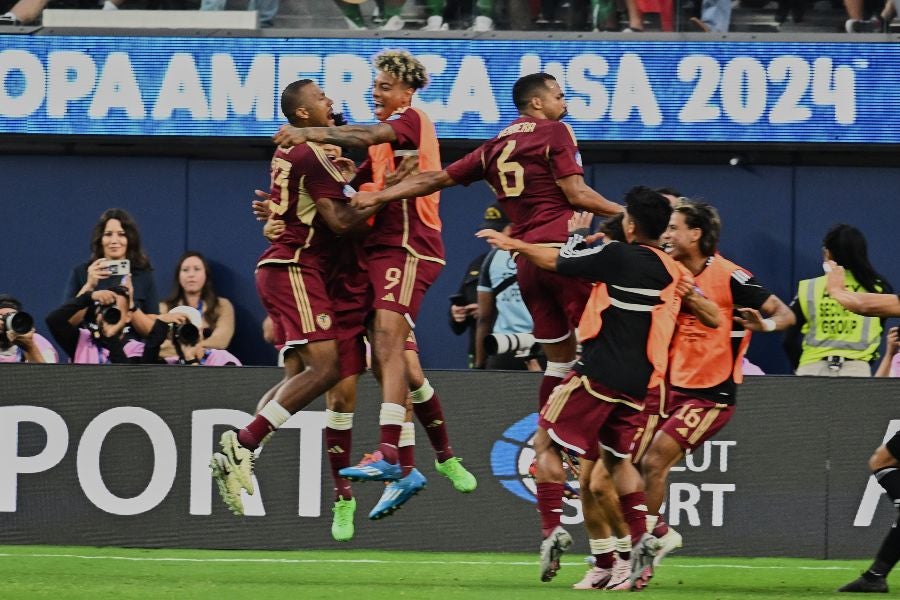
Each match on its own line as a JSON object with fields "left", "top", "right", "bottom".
{"left": 641, "top": 449, "right": 668, "bottom": 480}
{"left": 588, "top": 470, "right": 614, "bottom": 500}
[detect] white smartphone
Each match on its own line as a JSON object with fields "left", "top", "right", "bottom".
{"left": 103, "top": 259, "right": 131, "bottom": 276}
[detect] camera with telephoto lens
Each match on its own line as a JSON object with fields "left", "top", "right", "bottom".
{"left": 2, "top": 310, "right": 34, "bottom": 336}
{"left": 172, "top": 322, "right": 200, "bottom": 346}
{"left": 95, "top": 305, "right": 122, "bottom": 325}
{"left": 484, "top": 332, "right": 536, "bottom": 356}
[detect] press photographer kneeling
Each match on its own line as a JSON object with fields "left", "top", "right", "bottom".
{"left": 0, "top": 294, "right": 57, "bottom": 363}
{"left": 155, "top": 305, "right": 240, "bottom": 367}
{"left": 46, "top": 285, "right": 174, "bottom": 364}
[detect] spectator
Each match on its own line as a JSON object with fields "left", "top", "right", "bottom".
{"left": 64, "top": 208, "right": 159, "bottom": 337}
{"left": 0, "top": 293, "right": 57, "bottom": 364}
{"left": 159, "top": 251, "right": 235, "bottom": 358}
{"left": 200, "top": 0, "right": 278, "bottom": 28}
{"left": 784, "top": 224, "right": 891, "bottom": 377}
{"left": 874, "top": 326, "right": 900, "bottom": 377}
{"left": 475, "top": 202, "right": 540, "bottom": 370}
{"left": 162, "top": 305, "right": 241, "bottom": 366}
{"left": 45, "top": 284, "right": 181, "bottom": 364}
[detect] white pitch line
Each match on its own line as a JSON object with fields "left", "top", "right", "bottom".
{"left": 0, "top": 553, "right": 855, "bottom": 570}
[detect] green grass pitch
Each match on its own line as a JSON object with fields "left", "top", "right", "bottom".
{"left": 0, "top": 545, "right": 883, "bottom": 599}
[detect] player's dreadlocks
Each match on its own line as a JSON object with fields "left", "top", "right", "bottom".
{"left": 374, "top": 50, "right": 428, "bottom": 90}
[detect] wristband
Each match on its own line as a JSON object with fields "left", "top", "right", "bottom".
{"left": 762, "top": 318, "right": 776, "bottom": 332}
{"left": 183, "top": 358, "right": 199, "bottom": 365}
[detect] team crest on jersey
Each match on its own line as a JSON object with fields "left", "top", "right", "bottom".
{"left": 574, "top": 151, "right": 583, "bottom": 167}
{"left": 316, "top": 313, "right": 332, "bottom": 330}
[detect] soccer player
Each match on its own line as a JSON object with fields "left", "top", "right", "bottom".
{"left": 634, "top": 200, "right": 794, "bottom": 584}
{"left": 272, "top": 50, "right": 476, "bottom": 518}
{"left": 823, "top": 263, "right": 900, "bottom": 593}
{"left": 210, "top": 79, "right": 378, "bottom": 517}
{"left": 352, "top": 71, "right": 623, "bottom": 413}
{"left": 477, "top": 186, "right": 685, "bottom": 584}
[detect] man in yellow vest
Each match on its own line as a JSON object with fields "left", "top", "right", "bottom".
{"left": 784, "top": 224, "right": 890, "bottom": 377}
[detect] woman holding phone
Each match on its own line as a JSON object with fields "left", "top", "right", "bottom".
{"left": 64, "top": 208, "right": 159, "bottom": 335}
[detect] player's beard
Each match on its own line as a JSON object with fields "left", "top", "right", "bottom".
{"left": 333, "top": 112, "right": 346, "bottom": 126}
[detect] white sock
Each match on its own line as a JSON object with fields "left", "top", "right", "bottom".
{"left": 379, "top": 402, "right": 406, "bottom": 426}
{"left": 589, "top": 537, "right": 616, "bottom": 555}
{"left": 616, "top": 536, "right": 631, "bottom": 554}
{"left": 259, "top": 400, "right": 291, "bottom": 429}
{"left": 325, "top": 409, "right": 353, "bottom": 430}
{"left": 399, "top": 421, "right": 415, "bottom": 446}
{"left": 409, "top": 378, "right": 435, "bottom": 403}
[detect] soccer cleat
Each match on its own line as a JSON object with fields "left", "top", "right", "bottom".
{"left": 339, "top": 451, "right": 402, "bottom": 482}
{"left": 629, "top": 533, "right": 660, "bottom": 589}
{"left": 368, "top": 468, "right": 427, "bottom": 519}
{"left": 210, "top": 430, "right": 255, "bottom": 515}
{"left": 653, "top": 527, "right": 683, "bottom": 566}
{"left": 605, "top": 556, "right": 632, "bottom": 590}
{"left": 380, "top": 14, "right": 405, "bottom": 30}
{"left": 435, "top": 457, "right": 477, "bottom": 493}
{"left": 838, "top": 572, "right": 888, "bottom": 593}
{"left": 471, "top": 15, "right": 494, "bottom": 31}
{"left": 539, "top": 525, "right": 573, "bottom": 582}
{"left": 331, "top": 497, "right": 357, "bottom": 542}
{"left": 210, "top": 452, "right": 245, "bottom": 516}
{"left": 572, "top": 564, "right": 612, "bottom": 589}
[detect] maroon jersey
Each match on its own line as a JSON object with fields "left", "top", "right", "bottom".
{"left": 257, "top": 142, "right": 348, "bottom": 267}
{"left": 446, "top": 116, "right": 583, "bottom": 244}
{"left": 351, "top": 107, "right": 444, "bottom": 263}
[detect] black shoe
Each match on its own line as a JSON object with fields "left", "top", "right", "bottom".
{"left": 838, "top": 572, "right": 888, "bottom": 593}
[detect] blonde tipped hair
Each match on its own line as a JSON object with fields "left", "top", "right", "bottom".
{"left": 374, "top": 50, "right": 428, "bottom": 90}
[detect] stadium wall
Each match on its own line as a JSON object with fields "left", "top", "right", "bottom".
{"left": 0, "top": 364, "right": 896, "bottom": 559}
{"left": 4, "top": 154, "right": 900, "bottom": 374}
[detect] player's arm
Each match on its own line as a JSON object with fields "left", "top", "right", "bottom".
{"left": 474, "top": 290, "right": 496, "bottom": 369}
{"left": 826, "top": 261, "right": 900, "bottom": 317}
{"left": 682, "top": 286, "right": 721, "bottom": 328}
{"left": 315, "top": 197, "right": 380, "bottom": 234}
{"left": 735, "top": 294, "right": 795, "bottom": 332}
{"left": 351, "top": 170, "right": 457, "bottom": 209}
{"left": 557, "top": 174, "right": 623, "bottom": 217}
{"left": 274, "top": 123, "right": 397, "bottom": 149}
{"left": 476, "top": 230, "right": 559, "bottom": 272}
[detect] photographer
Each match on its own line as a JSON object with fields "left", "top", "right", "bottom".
{"left": 45, "top": 285, "right": 170, "bottom": 364}
{"left": 0, "top": 294, "right": 57, "bottom": 363}
{"left": 157, "top": 306, "right": 240, "bottom": 366}
{"left": 474, "top": 203, "right": 541, "bottom": 371}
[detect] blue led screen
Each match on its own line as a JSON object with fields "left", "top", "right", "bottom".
{"left": 0, "top": 35, "right": 894, "bottom": 143}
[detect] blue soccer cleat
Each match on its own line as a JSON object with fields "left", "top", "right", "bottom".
{"left": 339, "top": 451, "right": 403, "bottom": 482}
{"left": 368, "top": 468, "right": 427, "bottom": 520}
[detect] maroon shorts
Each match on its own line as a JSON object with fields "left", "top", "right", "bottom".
{"left": 539, "top": 372, "right": 645, "bottom": 462}
{"left": 628, "top": 385, "right": 665, "bottom": 464}
{"left": 256, "top": 263, "right": 336, "bottom": 346}
{"left": 659, "top": 390, "right": 735, "bottom": 452}
{"left": 368, "top": 246, "right": 442, "bottom": 325}
{"left": 405, "top": 330, "right": 419, "bottom": 353}
{"left": 515, "top": 255, "right": 591, "bottom": 343}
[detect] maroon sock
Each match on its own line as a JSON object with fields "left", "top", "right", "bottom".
{"left": 652, "top": 518, "right": 669, "bottom": 538}
{"left": 399, "top": 442, "right": 415, "bottom": 477}
{"left": 325, "top": 427, "right": 353, "bottom": 500}
{"left": 594, "top": 552, "right": 615, "bottom": 569}
{"left": 379, "top": 424, "right": 402, "bottom": 464}
{"left": 237, "top": 415, "right": 274, "bottom": 451}
{"left": 537, "top": 481, "right": 565, "bottom": 538}
{"left": 619, "top": 491, "right": 648, "bottom": 546}
{"left": 538, "top": 375, "right": 564, "bottom": 410}
{"left": 412, "top": 393, "right": 454, "bottom": 462}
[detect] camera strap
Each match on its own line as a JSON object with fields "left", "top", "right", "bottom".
{"left": 493, "top": 274, "right": 518, "bottom": 297}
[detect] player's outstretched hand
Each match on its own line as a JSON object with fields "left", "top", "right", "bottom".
{"left": 734, "top": 307, "right": 767, "bottom": 331}
{"left": 476, "top": 228, "right": 518, "bottom": 251}
{"left": 273, "top": 125, "right": 308, "bottom": 148}
{"left": 252, "top": 189, "right": 272, "bottom": 221}
{"left": 332, "top": 157, "right": 357, "bottom": 181}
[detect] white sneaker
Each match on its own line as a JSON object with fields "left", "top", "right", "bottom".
{"left": 653, "top": 527, "right": 683, "bottom": 566}
{"left": 381, "top": 14, "right": 405, "bottom": 30}
{"left": 572, "top": 565, "right": 611, "bottom": 589}
{"left": 605, "top": 556, "right": 632, "bottom": 590}
{"left": 422, "top": 15, "right": 448, "bottom": 30}
{"left": 471, "top": 15, "right": 494, "bottom": 31}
